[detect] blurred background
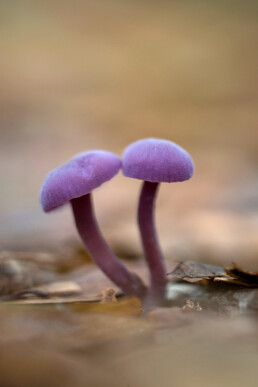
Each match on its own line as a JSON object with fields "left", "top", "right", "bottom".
{"left": 0, "top": 0, "right": 257, "bottom": 268}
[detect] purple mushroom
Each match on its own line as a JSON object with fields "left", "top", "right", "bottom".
{"left": 40, "top": 150, "right": 145, "bottom": 297}
{"left": 123, "top": 138, "right": 194, "bottom": 303}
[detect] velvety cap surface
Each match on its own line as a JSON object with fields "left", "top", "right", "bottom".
{"left": 40, "top": 150, "right": 121, "bottom": 212}
{"left": 123, "top": 138, "right": 194, "bottom": 183}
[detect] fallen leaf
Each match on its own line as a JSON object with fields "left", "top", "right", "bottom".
{"left": 168, "top": 260, "right": 258, "bottom": 287}
{"left": 167, "top": 260, "right": 226, "bottom": 283}
{"left": 13, "top": 281, "right": 83, "bottom": 299}
{"left": 225, "top": 263, "right": 258, "bottom": 285}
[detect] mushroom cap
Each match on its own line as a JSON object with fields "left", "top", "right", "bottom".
{"left": 40, "top": 150, "right": 121, "bottom": 212}
{"left": 122, "top": 138, "right": 194, "bottom": 183}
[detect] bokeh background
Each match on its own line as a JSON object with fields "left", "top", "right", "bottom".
{"left": 0, "top": 0, "right": 257, "bottom": 269}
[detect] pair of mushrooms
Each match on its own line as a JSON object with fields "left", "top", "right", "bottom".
{"left": 40, "top": 138, "right": 194, "bottom": 303}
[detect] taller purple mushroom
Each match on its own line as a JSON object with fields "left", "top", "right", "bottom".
{"left": 123, "top": 138, "right": 194, "bottom": 303}
{"left": 40, "top": 150, "right": 145, "bottom": 297}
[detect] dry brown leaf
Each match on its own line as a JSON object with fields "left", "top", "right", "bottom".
{"left": 225, "top": 263, "right": 258, "bottom": 285}
{"left": 16, "top": 281, "right": 83, "bottom": 298}
{"left": 168, "top": 260, "right": 258, "bottom": 288}
{"left": 168, "top": 260, "right": 226, "bottom": 282}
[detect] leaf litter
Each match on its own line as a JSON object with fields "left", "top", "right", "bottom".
{"left": 0, "top": 251, "right": 257, "bottom": 387}
{"left": 168, "top": 260, "right": 258, "bottom": 287}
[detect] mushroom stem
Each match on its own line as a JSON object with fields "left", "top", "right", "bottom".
{"left": 71, "top": 193, "right": 145, "bottom": 297}
{"left": 138, "top": 181, "right": 167, "bottom": 301}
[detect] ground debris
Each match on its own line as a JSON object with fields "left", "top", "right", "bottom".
{"left": 0, "top": 250, "right": 124, "bottom": 301}
{"left": 225, "top": 263, "right": 258, "bottom": 285}
{"left": 182, "top": 300, "right": 202, "bottom": 312}
{"left": 0, "top": 250, "right": 88, "bottom": 274}
{"left": 0, "top": 250, "right": 87, "bottom": 299}
{"left": 168, "top": 260, "right": 258, "bottom": 287}
{"left": 168, "top": 260, "right": 226, "bottom": 282}
{"left": 101, "top": 288, "right": 118, "bottom": 304}
{"left": 10, "top": 281, "right": 83, "bottom": 300}
{"left": 0, "top": 255, "right": 55, "bottom": 296}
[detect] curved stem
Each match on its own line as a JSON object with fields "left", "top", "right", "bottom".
{"left": 138, "top": 181, "right": 167, "bottom": 301}
{"left": 71, "top": 194, "right": 145, "bottom": 297}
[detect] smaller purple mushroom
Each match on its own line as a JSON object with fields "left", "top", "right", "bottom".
{"left": 40, "top": 150, "right": 145, "bottom": 297}
{"left": 123, "top": 138, "right": 194, "bottom": 303}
